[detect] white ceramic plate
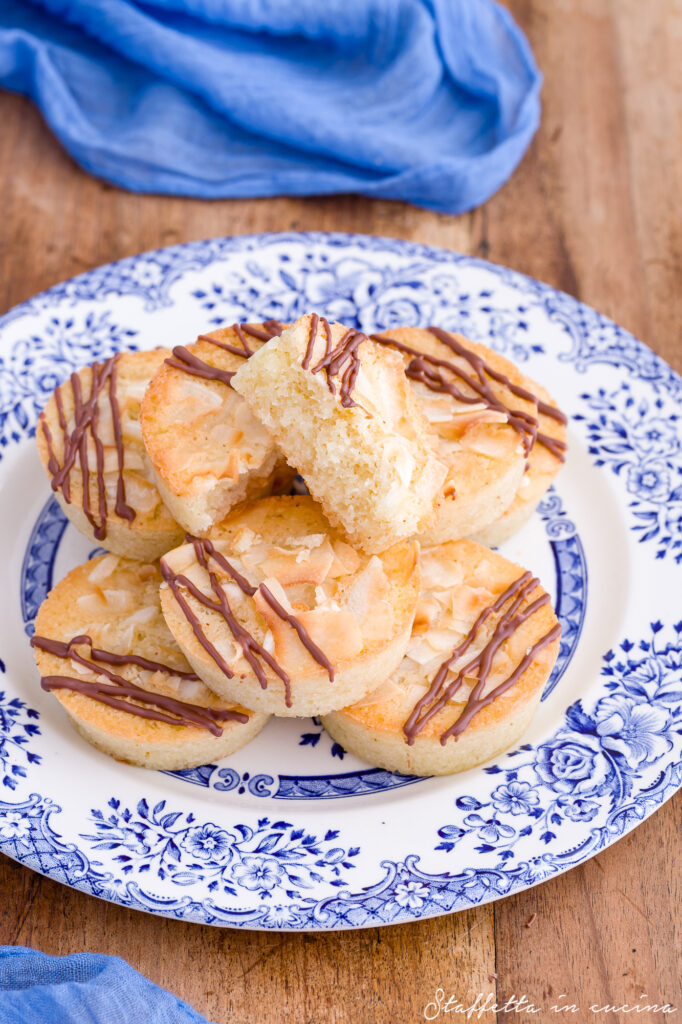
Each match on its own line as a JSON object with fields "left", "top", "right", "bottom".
{"left": 0, "top": 233, "right": 680, "bottom": 930}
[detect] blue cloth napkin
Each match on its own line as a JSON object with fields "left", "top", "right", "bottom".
{"left": 0, "top": 947, "right": 212, "bottom": 1024}
{"left": 0, "top": 0, "right": 541, "bottom": 213}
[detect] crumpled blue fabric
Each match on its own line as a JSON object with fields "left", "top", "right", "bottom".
{"left": 0, "top": 0, "right": 541, "bottom": 213}
{"left": 0, "top": 947, "right": 212, "bottom": 1024}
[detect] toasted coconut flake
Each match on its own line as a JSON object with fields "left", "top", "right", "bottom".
{"left": 260, "top": 538, "right": 334, "bottom": 586}
{"left": 314, "top": 584, "right": 341, "bottom": 611}
{"left": 212, "top": 635, "right": 240, "bottom": 667}
{"left": 161, "top": 543, "right": 195, "bottom": 575}
{"left": 121, "top": 450, "right": 145, "bottom": 472}
{"left": 70, "top": 658, "right": 96, "bottom": 677}
{"left": 124, "top": 380, "right": 149, "bottom": 402}
{"left": 123, "top": 417, "right": 143, "bottom": 441}
{"left": 177, "top": 678, "right": 211, "bottom": 702}
{"left": 121, "top": 474, "right": 160, "bottom": 514}
{"left": 183, "top": 378, "right": 224, "bottom": 409}
{"left": 449, "top": 585, "right": 495, "bottom": 622}
{"left": 345, "top": 556, "right": 393, "bottom": 644}
{"left": 453, "top": 407, "right": 509, "bottom": 429}
{"left": 76, "top": 591, "right": 109, "bottom": 615}
{"left": 405, "top": 637, "right": 444, "bottom": 668}
{"left": 259, "top": 577, "right": 294, "bottom": 614}
{"left": 293, "top": 606, "right": 363, "bottom": 662}
{"left": 121, "top": 605, "right": 159, "bottom": 626}
{"left": 329, "top": 540, "right": 363, "bottom": 577}
{"left": 459, "top": 428, "right": 511, "bottom": 458}
{"left": 102, "top": 588, "right": 136, "bottom": 611}
{"left": 232, "top": 527, "right": 258, "bottom": 555}
{"left": 420, "top": 396, "right": 473, "bottom": 423}
{"left": 118, "top": 624, "right": 135, "bottom": 650}
{"left": 425, "top": 627, "right": 466, "bottom": 653}
{"left": 346, "top": 557, "right": 388, "bottom": 622}
{"left": 262, "top": 630, "right": 275, "bottom": 655}
{"left": 87, "top": 554, "right": 120, "bottom": 584}
{"left": 420, "top": 552, "right": 465, "bottom": 590}
{"left": 352, "top": 677, "right": 405, "bottom": 708}
{"left": 288, "top": 534, "right": 327, "bottom": 550}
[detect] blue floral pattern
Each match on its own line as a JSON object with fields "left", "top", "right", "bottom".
{"left": 80, "top": 799, "right": 358, "bottom": 908}
{"left": 434, "top": 623, "right": 682, "bottom": 865}
{"left": 0, "top": 313, "right": 137, "bottom": 459}
{"left": 575, "top": 383, "right": 682, "bottom": 561}
{"left": 0, "top": 232, "right": 680, "bottom": 929}
{"left": 0, "top": 686, "right": 41, "bottom": 791}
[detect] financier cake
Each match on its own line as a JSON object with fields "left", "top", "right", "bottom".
{"left": 31, "top": 554, "right": 269, "bottom": 770}
{"left": 36, "top": 349, "right": 184, "bottom": 560}
{"left": 159, "top": 495, "right": 420, "bottom": 717}
{"left": 368, "top": 327, "right": 546, "bottom": 545}
{"left": 473, "top": 378, "right": 567, "bottom": 547}
{"left": 230, "top": 314, "right": 447, "bottom": 554}
{"left": 140, "top": 321, "right": 295, "bottom": 535}
{"left": 322, "top": 539, "right": 560, "bottom": 776}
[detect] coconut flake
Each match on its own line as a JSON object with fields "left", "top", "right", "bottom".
{"left": 121, "top": 605, "right": 159, "bottom": 626}
{"left": 352, "top": 677, "right": 405, "bottom": 708}
{"left": 102, "top": 588, "right": 135, "bottom": 611}
{"left": 87, "top": 554, "right": 120, "bottom": 584}
{"left": 420, "top": 552, "right": 465, "bottom": 590}
{"left": 76, "top": 592, "right": 108, "bottom": 615}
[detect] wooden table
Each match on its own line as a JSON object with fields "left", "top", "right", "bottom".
{"left": 1, "top": 2, "right": 679, "bottom": 1020}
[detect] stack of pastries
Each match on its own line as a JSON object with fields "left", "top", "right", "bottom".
{"left": 31, "top": 314, "right": 566, "bottom": 776}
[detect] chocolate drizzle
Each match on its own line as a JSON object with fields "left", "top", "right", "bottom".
{"left": 166, "top": 321, "right": 285, "bottom": 385}
{"left": 161, "top": 535, "right": 335, "bottom": 708}
{"left": 304, "top": 318, "right": 367, "bottom": 409}
{"left": 371, "top": 329, "right": 567, "bottom": 462}
{"left": 40, "top": 354, "right": 136, "bottom": 540}
{"left": 31, "top": 633, "right": 247, "bottom": 735}
{"left": 403, "top": 573, "right": 561, "bottom": 745}
{"left": 165, "top": 346, "right": 236, "bottom": 386}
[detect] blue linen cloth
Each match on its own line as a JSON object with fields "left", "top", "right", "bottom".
{"left": 0, "top": 0, "right": 541, "bottom": 213}
{"left": 0, "top": 947, "right": 212, "bottom": 1024}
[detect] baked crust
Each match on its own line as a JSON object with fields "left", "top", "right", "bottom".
{"left": 160, "top": 495, "right": 421, "bottom": 716}
{"left": 369, "top": 328, "right": 542, "bottom": 544}
{"left": 140, "top": 324, "right": 294, "bottom": 535}
{"left": 32, "top": 554, "right": 269, "bottom": 769}
{"left": 472, "top": 379, "right": 567, "bottom": 547}
{"left": 322, "top": 539, "right": 560, "bottom": 776}
{"left": 36, "top": 349, "right": 184, "bottom": 560}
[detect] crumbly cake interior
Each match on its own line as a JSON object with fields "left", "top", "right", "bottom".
{"left": 231, "top": 316, "right": 446, "bottom": 552}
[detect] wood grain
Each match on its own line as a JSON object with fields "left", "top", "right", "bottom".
{"left": 0, "top": 1, "right": 679, "bottom": 1021}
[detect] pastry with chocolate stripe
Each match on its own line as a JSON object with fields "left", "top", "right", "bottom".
{"left": 472, "top": 377, "right": 567, "bottom": 547}
{"left": 140, "top": 321, "right": 295, "bottom": 536}
{"left": 159, "top": 495, "right": 420, "bottom": 717}
{"left": 36, "top": 350, "right": 184, "bottom": 560}
{"left": 322, "top": 539, "right": 560, "bottom": 776}
{"left": 369, "top": 327, "right": 551, "bottom": 545}
{"left": 31, "top": 554, "right": 268, "bottom": 770}
{"left": 231, "top": 314, "right": 447, "bottom": 555}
